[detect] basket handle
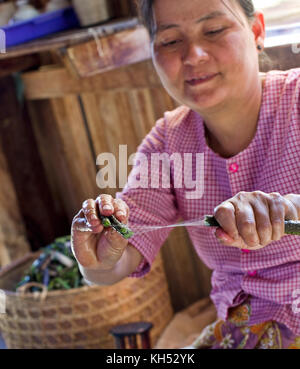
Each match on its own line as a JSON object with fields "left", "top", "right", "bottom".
{"left": 17, "top": 282, "right": 48, "bottom": 302}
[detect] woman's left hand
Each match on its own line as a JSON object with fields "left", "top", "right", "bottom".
{"left": 213, "top": 191, "right": 300, "bottom": 250}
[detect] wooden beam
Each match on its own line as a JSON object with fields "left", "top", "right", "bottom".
{"left": 0, "top": 17, "right": 139, "bottom": 60}
{"left": 0, "top": 144, "right": 30, "bottom": 267}
{"left": 66, "top": 26, "right": 151, "bottom": 77}
{"left": 0, "top": 54, "right": 40, "bottom": 78}
{"left": 262, "top": 44, "right": 300, "bottom": 71}
{"left": 22, "top": 60, "right": 161, "bottom": 100}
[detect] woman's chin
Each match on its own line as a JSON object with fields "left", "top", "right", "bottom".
{"left": 165, "top": 86, "right": 225, "bottom": 112}
{"left": 184, "top": 93, "right": 223, "bottom": 111}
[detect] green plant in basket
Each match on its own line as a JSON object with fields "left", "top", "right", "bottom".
{"left": 16, "top": 235, "right": 85, "bottom": 292}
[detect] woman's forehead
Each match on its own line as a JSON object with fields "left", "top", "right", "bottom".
{"left": 153, "top": 0, "right": 243, "bottom": 25}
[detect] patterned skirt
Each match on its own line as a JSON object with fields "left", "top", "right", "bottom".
{"left": 190, "top": 299, "right": 300, "bottom": 349}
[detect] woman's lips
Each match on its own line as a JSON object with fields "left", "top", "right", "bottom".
{"left": 186, "top": 73, "right": 219, "bottom": 86}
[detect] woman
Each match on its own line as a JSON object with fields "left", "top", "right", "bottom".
{"left": 71, "top": 0, "right": 300, "bottom": 349}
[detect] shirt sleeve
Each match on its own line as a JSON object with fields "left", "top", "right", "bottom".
{"left": 116, "top": 116, "right": 180, "bottom": 278}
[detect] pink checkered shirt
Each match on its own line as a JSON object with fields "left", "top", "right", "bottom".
{"left": 116, "top": 68, "right": 300, "bottom": 335}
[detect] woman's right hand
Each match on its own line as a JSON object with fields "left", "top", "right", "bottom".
{"left": 71, "top": 194, "right": 130, "bottom": 271}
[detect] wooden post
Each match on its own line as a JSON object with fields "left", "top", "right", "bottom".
{"left": 0, "top": 134, "right": 29, "bottom": 266}
{"left": 0, "top": 75, "right": 69, "bottom": 252}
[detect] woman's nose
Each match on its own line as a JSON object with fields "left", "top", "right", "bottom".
{"left": 183, "top": 44, "right": 209, "bottom": 66}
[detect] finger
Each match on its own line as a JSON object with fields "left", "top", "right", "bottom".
{"left": 215, "top": 228, "right": 237, "bottom": 245}
{"left": 71, "top": 209, "right": 92, "bottom": 231}
{"left": 72, "top": 237, "right": 98, "bottom": 269}
{"left": 71, "top": 212, "right": 99, "bottom": 268}
{"left": 284, "top": 194, "right": 300, "bottom": 219}
{"left": 73, "top": 216, "right": 92, "bottom": 233}
{"left": 97, "top": 194, "right": 114, "bottom": 215}
{"left": 96, "top": 227, "right": 128, "bottom": 268}
{"left": 282, "top": 195, "right": 299, "bottom": 221}
{"left": 250, "top": 198, "right": 272, "bottom": 246}
{"left": 82, "top": 199, "right": 103, "bottom": 233}
{"left": 268, "top": 193, "right": 285, "bottom": 241}
{"left": 73, "top": 214, "right": 102, "bottom": 235}
{"left": 214, "top": 202, "right": 239, "bottom": 241}
{"left": 232, "top": 201, "right": 260, "bottom": 248}
{"left": 215, "top": 228, "right": 246, "bottom": 249}
{"left": 97, "top": 194, "right": 114, "bottom": 216}
{"left": 72, "top": 208, "right": 84, "bottom": 223}
{"left": 113, "top": 198, "right": 129, "bottom": 223}
{"left": 105, "top": 227, "right": 128, "bottom": 248}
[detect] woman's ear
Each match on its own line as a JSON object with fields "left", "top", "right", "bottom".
{"left": 251, "top": 11, "right": 265, "bottom": 46}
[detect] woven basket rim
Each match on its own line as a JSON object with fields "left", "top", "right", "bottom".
{"left": 0, "top": 250, "right": 108, "bottom": 298}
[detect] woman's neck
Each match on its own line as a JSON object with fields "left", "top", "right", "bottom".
{"left": 201, "top": 73, "right": 266, "bottom": 158}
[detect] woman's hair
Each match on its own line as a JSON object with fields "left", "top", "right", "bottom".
{"left": 134, "top": 0, "right": 273, "bottom": 70}
{"left": 135, "top": 0, "right": 256, "bottom": 39}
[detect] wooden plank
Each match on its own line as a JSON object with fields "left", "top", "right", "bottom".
{"left": 0, "top": 54, "right": 40, "bottom": 78}
{"left": 0, "top": 17, "right": 139, "bottom": 60}
{"left": 149, "top": 86, "right": 179, "bottom": 118}
{"left": 111, "top": 0, "right": 137, "bottom": 17}
{"left": 127, "top": 88, "right": 157, "bottom": 141}
{"left": 80, "top": 90, "right": 140, "bottom": 197}
{"left": 26, "top": 100, "right": 71, "bottom": 222}
{"left": 66, "top": 26, "right": 151, "bottom": 77}
{"left": 0, "top": 144, "right": 30, "bottom": 267}
{"left": 51, "top": 96, "right": 100, "bottom": 212}
{"left": 28, "top": 96, "right": 99, "bottom": 222}
{"left": 80, "top": 85, "right": 177, "bottom": 195}
{"left": 262, "top": 44, "right": 300, "bottom": 71}
{"left": 0, "top": 75, "right": 69, "bottom": 251}
{"left": 22, "top": 61, "right": 161, "bottom": 100}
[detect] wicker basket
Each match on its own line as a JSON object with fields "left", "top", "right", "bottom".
{"left": 0, "top": 251, "right": 173, "bottom": 349}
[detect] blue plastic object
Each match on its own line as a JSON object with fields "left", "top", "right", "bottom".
{"left": 1, "top": 7, "right": 80, "bottom": 48}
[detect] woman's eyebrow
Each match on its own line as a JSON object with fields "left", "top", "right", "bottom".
{"left": 154, "top": 11, "right": 226, "bottom": 34}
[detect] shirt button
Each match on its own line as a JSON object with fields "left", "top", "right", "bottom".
{"left": 229, "top": 163, "right": 239, "bottom": 173}
{"left": 242, "top": 249, "right": 251, "bottom": 254}
{"left": 247, "top": 270, "right": 257, "bottom": 277}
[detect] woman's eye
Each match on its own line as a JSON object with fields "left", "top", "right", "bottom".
{"left": 161, "top": 40, "right": 182, "bottom": 47}
{"left": 205, "top": 28, "right": 225, "bottom": 35}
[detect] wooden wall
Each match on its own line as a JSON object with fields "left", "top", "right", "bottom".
{"left": 0, "top": 73, "right": 73, "bottom": 264}
{"left": 0, "top": 144, "right": 30, "bottom": 267}
{"left": 0, "top": 77, "right": 31, "bottom": 267}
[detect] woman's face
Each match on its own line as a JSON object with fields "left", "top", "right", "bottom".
{"left": 151, "top": 0, "right": 265, "bottom": 113}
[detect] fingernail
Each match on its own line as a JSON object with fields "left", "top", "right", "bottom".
{"left": 216, "top": 229, "right": 232, "bottom": 242}
{"left": 116, "top": 210, "right": 125, "bottom": 217}
{"left": 91, "top": 214, "right": 98, "bottom": 220}
{"left": 103, "top": 205, "right": 112, "bottom": 211}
